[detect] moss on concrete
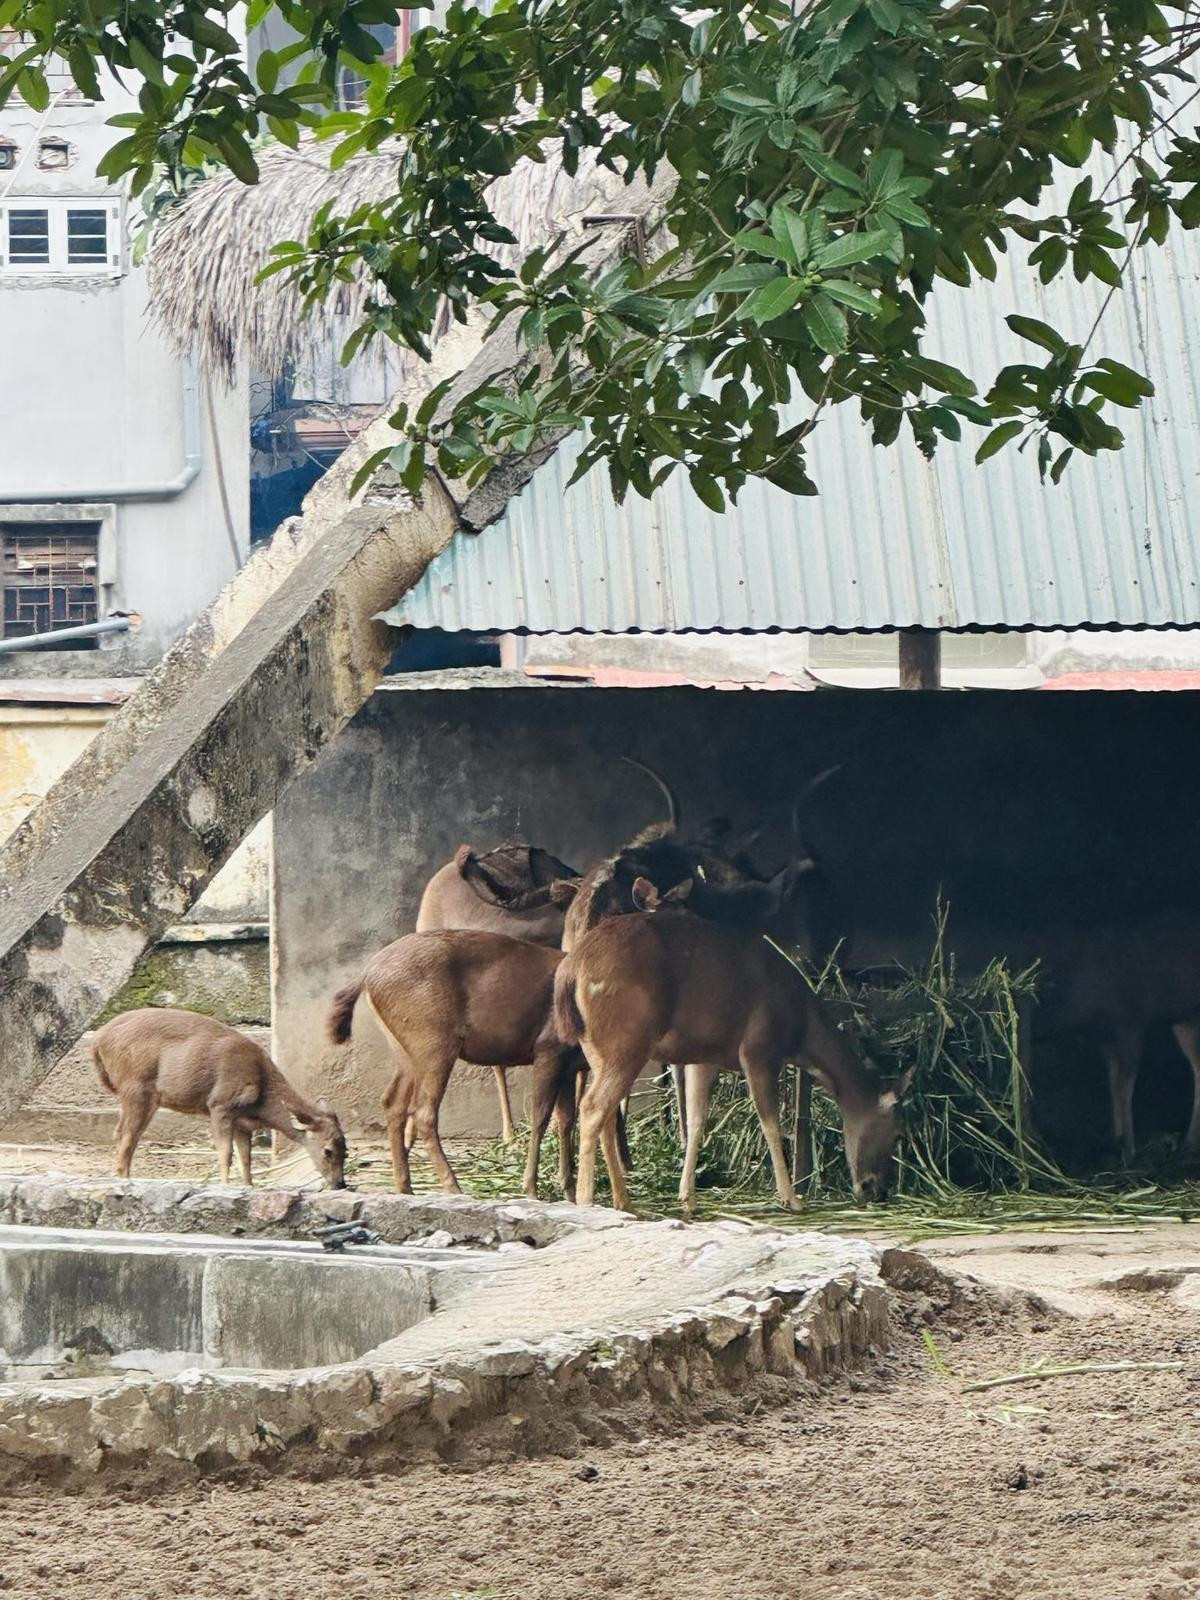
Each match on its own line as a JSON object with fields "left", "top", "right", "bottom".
{"left": 94, "top": 940, "right": 269, "bottom": 1028}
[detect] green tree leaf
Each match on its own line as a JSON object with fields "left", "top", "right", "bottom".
{"left": 740, "top": 276, "right": 805, "bottom": 325}
{"left": 802, "top": 292, "right": 849, "bottom": 355}
{"left": 819, "top": 279, "right": 882, "bottom": 316}
{"left": 1006, "top": 315, "right": 1068, "bottom": 355}
{"left": 975, "top": 420, "right": 1024, "bottom": 463}
{"left": 814, "top": 228, "right": 894, "bottom": 269}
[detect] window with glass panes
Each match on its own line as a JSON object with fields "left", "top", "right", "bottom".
{"left": 0, "top": 199, "right": 120, "bottom": 273}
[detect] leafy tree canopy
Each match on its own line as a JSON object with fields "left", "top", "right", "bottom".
{"left": 4, "top": 0, "right": 1199, "bottom": 506}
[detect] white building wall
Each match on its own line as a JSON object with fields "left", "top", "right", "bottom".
{"left": 0, "top": 58, "right": 249, "bottom": 668}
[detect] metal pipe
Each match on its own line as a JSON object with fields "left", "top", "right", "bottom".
{"left": 0, "top": 363, "right": 202, "bottom": 504}
{"left": 0, "top": 616, "right": 133, "bottom": 654}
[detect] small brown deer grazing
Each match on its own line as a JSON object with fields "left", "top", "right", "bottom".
{"left": 326, "top": 931, "right": 582, "bottom": 1199}
{"left": 91, "top": 1008, "right": 349, "bottom": 1187}
{"left": 554, "top": 894, "right": 910, "bottom": 1214}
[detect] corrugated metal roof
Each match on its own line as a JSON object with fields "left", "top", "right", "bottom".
{"left": 384, "top": 155, "right": 1200, "bottom": 634}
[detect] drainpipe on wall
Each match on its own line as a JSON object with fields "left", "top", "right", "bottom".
{"left": 0, "top": 615, "right": 136, "bottom": 654}
{"left": 0, "top": 363, "right": 202, "bottom": 505}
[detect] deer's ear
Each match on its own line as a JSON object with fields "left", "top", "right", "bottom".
{"left": 663, "top": 878, "right": 693, "bottom": 904}
{"left": 880, "top": 1066, "right": 916, "bottom": 1110}
{"left": 550, "top": 878, "right": 579, "bottom": 908}
{"left": 631, "top": 876, "right": 660, "bottom": 911}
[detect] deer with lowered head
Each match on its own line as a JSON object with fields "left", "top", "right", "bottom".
{"left": 326, "top": 930, "right": 583, "bottom": 1200}
{"left": 91, "top": 1007, "right": 349, "bottom": 1187}
{"left": 553, "top": 880, "right": 910, "bottom": 1215}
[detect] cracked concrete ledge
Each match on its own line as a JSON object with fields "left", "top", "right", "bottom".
{"left": 0, "top": 1175, "right": 628, "bottom": 1249}
{"left": 0, "top": 1198, "right": 902, "bottom": 1480}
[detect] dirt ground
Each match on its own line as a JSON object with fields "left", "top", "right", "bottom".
{"left": 0, "top": 1222, "right": 1198, "bottom": 1600}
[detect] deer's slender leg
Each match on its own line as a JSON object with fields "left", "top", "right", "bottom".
{"left": 791, "top": 1068, "right": 813, "bottom": 1187}
{"left": 1171, "top": 1020, "right": 1200, "bottom": 1153}
{"left": 1103, "top": 1027, "right": 1141, "bottom": 1166}
{"left": 615, "top": 1098, "right": 633, "bottom": 1174}
{"left": 600, "top": 1110, "right": 633, "bottom": 1214}
{"left": 679, "top": 1062, "right": 720, "bottom": 1218}
{"left": 576, "top": 1047, "right": 641, "bottom": 1210}
{"left": 234, "top": 1124, "right": 254, "bottom": 1186}
{"left": 209, "top": 1105, "right": 236, "bottom": 1185}
{"left": 383, "top": 1067, "right": 414, "bottom": 1193}
{"left": 113, "top": 1088, "right": 158, "bottom": 1179}
{"left": 671, "top": 1064, "right": 688, "bottom": 1150}
{"left": 553, "top": 1065, "right": 578, "bottom": 1202}
{"left": 741, "top": 1047, "right": 801, "bottom": 1211}
{"left": 493, "top": 1066, "right": 517, "bottom": 1144}
{"left": 411, "top": 1054, "right": 460, "bottom": 1193}
{"left": 523, "top": 1050, "right": 564, "bottom": 1200}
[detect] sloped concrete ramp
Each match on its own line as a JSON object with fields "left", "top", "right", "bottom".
{"left": 0, "top": 489, "right": 458, "bottom": 1119}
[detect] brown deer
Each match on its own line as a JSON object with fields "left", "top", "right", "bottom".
{"left": 417, "top": 843, "right": 578, "bottom": 1141}
{"left": 91, "top": 1007, "right": 348, "bottom": 1187}
{"left": 551, "top": 767, "right": 839, "bottom": 1149}
{"left": 411, "top": 755, "right": 674, "bottom": 1142}
{"left": 554, "top": 893, "right": 909, "bottom": 1214}
{"left": 1024, "top": 909, "right": 1200, "bottom": 1163}
{"left": 326, "top": 931, "right": 582, "bottom": 1199}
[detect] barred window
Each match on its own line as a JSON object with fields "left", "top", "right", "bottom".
{"left": 1, "top": 523, "right": 100, "bottom": 647}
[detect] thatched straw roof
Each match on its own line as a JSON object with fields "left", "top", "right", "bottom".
{"left": 149, "top": 135, "right": 652, "bottom": 381}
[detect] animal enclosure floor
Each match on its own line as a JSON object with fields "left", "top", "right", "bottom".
{"left": 0, "top": 1136, "right": 407, "bottom": 1188}
{"left": 1, "top": 1228, "right": 1199, "bottom": 1600}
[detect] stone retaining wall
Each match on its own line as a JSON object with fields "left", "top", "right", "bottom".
{"left": 0, "top": 1180, "right": 908, "bottom": 1481}
{"left": 0, "top": 1242, "right": 892, "bottom": 1479}
{"left": 0, "top": 1175, "right": 625, "bottom": 1249}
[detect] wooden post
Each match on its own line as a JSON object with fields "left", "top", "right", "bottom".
{"left": 899, "top": 627, "right": 942, "bottom": 689}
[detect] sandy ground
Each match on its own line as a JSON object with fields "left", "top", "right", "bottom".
{"left": 0, "top": 1136, "right": 392, "bottom": 1188}
{"left": 0, "top": 1221, "right": 1197, "bottom": 1599}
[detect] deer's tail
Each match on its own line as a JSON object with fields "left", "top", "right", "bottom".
{"left": 327, "top": 979, "right": 364, "bottom": 1045}
{"left": 91, "top": 1038, "right": 115, "bottom": 1095}
{"left": 553, "top": 959, "right": 586, "bottom": 1047}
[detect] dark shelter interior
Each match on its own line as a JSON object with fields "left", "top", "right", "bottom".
{"left": 274, "top": 681, "right": 1200, "bottom": 1164}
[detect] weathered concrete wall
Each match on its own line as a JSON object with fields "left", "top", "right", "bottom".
{"left": 95, "top": 934, "right": 270, "bottom": 1027}
{"left": 272, "top": 684, "right": 1200, "bottom": 1135}
{"left": 0, "top": 704, "right": 109, "bottom": 839}
{"left": 0, "top": 703, "right": 272, "bottom": 923}
{"left": 0, "top": 1226, "right": 436, "bottom": 1372}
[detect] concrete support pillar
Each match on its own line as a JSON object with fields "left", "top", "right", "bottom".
{"left": 0, "top": 489, "right": 460, "bottom": 1119}
{"left": 898, "top": 627, "right": 942, "bottom": 689}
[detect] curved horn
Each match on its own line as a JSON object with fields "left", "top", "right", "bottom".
{"left": 621, "top": 756, "right": 680, "bottom": 831}
{"left": 791, "top": 765, "right": 842, "bottom": 837}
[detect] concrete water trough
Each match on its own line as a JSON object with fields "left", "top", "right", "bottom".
{"left": 0, "top": 1224, "right": 502, "bottom": 1378}
{"left": 0, "top": 1176, "right": 910, "bottom": 1479}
